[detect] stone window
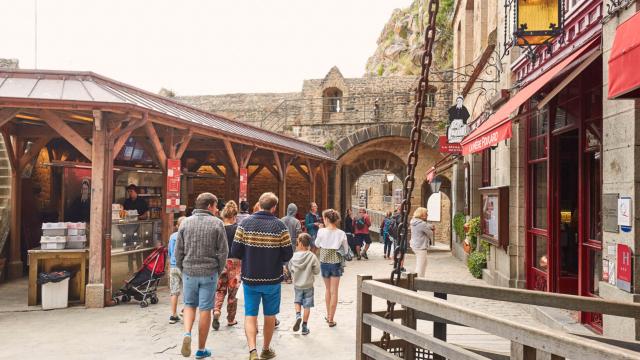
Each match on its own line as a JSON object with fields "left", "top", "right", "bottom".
{"left": 323, "top": 87, "right": 343, "bottom": 113}
{"left": 424, "top": 87, "right": 437, "bottom": 108}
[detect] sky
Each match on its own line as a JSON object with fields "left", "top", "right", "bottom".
{"left": 0, "top": 0, "right": 413, "bottom": 95}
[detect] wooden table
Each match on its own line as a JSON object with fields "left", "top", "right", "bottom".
{"left": 27, "top": 248, "right": 88, "bottom": 306}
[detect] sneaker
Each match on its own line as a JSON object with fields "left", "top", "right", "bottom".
{"left": 357, "top": 255, "right": 361, "bottom": 261}
{"left": 293, "top": 316, "right": 302, "bottom": 332}
{"left": 275, "top": 318, "right": 280, "bottom": 328}
{"left": 212, "top": 316, "right": 220, "bottom": 331}
{"left": 195, "top": 349, "right": 211, "bottom": 359}
{"left": 249, "top": 350, "right": 259, "bottom": 360}
{"left": 169, "top": 315, "right": 180, "bottom": 324}
{"left": 181, "top": 335, "right": 191, "bottom": 357}
{"left": 362, "top": 252, "right": 369, "bottom": 260}
{"left": 260, "top": 348, "right": 277, "bottom": 359}
{"left": 301, "top": 323, "right": 309, "bottom": 335}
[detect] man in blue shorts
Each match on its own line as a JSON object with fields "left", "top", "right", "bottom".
{"left": 175, "top": 193, "right": 228, "bottom": 359}
{"left": 230, "top": 192, "right": 293, "bottom": 360}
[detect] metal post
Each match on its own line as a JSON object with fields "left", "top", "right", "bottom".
{"left": 433, "top": 292, "right": 447, "bottom": 360}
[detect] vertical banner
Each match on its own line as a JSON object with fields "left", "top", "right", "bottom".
{"left": 239, "top": 168, "right": 248, "bottom": 203}
{"left": 166, "top": 159, "right": 181, "bottom": 213}
{"left": 617, "top": 244, "right": 632, "bottom": 292}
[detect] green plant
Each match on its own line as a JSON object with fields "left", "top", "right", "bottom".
{"left": 324, "top": 139, "right": 335, "bottom": 151}
{"left": 467, "top": 251, "right": 487, "bottom": 279}
{"left": 453, "top": 212, "right": 466, "bottom": 242}
{"left": 465, "top": 216, "right": 481, "bottom": 250}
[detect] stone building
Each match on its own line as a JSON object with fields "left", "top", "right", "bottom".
{"left": 181, "top": 66, "right": 454, "bottom": 244}
{"left": 452, "top": 0, "right": 640, "bottom": 340}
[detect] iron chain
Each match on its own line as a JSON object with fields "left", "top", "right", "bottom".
{"left": 381, "top": 0, "right": 440, "bottom": 350}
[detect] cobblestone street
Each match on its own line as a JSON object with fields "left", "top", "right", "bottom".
{"left": 0, "top": 244, "right": 551, "bottom": 360}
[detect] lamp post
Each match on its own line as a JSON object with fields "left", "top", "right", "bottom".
{"left": 430, "top": 176, "right": 442, "bottom": 194}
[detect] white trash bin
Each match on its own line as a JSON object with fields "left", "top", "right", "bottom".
{"left": 41, "top": 278, "right": 69, "bottom": 310}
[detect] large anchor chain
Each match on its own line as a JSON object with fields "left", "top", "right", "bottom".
{"left": 380, "top": 0, "right": 440, "bottom": 351}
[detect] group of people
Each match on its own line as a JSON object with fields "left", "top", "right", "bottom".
{"left": 167, "top": 192, "right": 350, "bottom": 360}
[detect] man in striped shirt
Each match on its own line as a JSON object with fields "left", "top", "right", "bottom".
{"left": 230, "top": 192, "right": 293, "bottom": 360}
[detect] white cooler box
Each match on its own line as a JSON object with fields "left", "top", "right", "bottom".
{"left": 40, "top": 236, "right": 67, "bottom": 250}
{"left": 66, "top": 235, "right": 87, "bottom": 249}
{"left": 42, "top": 278, "right": 69, "bottom": 310}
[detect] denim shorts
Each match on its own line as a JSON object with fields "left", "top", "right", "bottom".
{"left": 320, "top": 262, "right": 343, "bottom": 278}
{"left": 243, "top": 283, "right": 281, "bottom": 317}
{"left": 355, "top": 233, "right": 371, "bottom": 245}
{"left": 294, "top": 287, "right": 315, "bottom": 308}
{"left": 182, "top": 273, "right": 218, "bottom": 310}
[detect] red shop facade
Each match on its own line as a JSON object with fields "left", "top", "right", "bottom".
{"left": 515, "top": 1, "right": 605, "bottom": 332}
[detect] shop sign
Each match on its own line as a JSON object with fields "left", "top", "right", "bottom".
{"left": 617, "top": 244, "right": 632, "bottom": 292}
{"left": 447, "top": 96, "right": 470, "bottom": 144}
{"left": 239, "top": 168, "right": 248, "bottom": 202}
{"left": 439, "top": 136, "right": 462, "bottom": 153}
{"left": 166, "top": 159, "right": 181, "bottom": 213}
{"left": 618, "top": 197, "right": 632, "bottom": 233}
{"left": 603, "top": 193, "right": 619, "bottom": 233}
{"left": 358, "top": 190, "right": 368, "bottom": 208}
{"left": 462, "top": 121, "right": 512, "bottom": 155}
{"left": 603, "top": 259, "right": 609, "bottom": 282}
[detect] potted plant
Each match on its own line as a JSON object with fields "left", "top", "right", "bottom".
{"left": 453, "top": 212, "right": 466, "bottom": 243}
{"left": 463, "top": 216, "right": 481, "bottom": 254}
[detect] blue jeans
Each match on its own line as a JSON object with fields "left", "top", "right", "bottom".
{"left": 320, "top": 262, "right": 343, "bottom": 278}
{"left": 243, "top": 283, "right": 281, "bottom": 316}
{"left": 183, "top": 274, "right": 218, "bottom": 310}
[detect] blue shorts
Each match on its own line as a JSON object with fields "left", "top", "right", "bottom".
{"left": 320, "top": 262, "right": 343, "bottom": 278}
{"left": 243, "top": 283, "right": 281, "bottom": 317}
{"left": 294, "top": 287, "right": 315, "bottom": 308}
{"left": 183, "top": 274, "right": 218, "bottom": 310}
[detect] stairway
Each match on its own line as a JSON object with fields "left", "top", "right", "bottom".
{"left": 0, "top": 135, "right": 11, "bottom": 279}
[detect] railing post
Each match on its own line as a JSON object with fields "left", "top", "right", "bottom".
{"left": 510, "top": 342, "right": 536, "bottom": 360}
{"left": 433, "top": 292, "right": 447, "bottom": 360}
{"left": 357, "top": 275, "right": 373, "bottom": 360}
{"left": 402, "top": 273, "right": 417, "bottom": 360}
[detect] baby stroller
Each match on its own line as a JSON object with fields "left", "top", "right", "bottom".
{"left": 113, "top": 246, "right": 166, "bottom": 308}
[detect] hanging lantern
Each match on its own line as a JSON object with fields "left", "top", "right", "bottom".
{"left": 514, "top": 0, "right": 564, "bottom": 47}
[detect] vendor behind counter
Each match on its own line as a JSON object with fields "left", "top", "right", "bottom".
{"left": 123, "top": 184, "right": 149, "bottom": 220}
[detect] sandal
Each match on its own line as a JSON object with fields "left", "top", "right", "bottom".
{"left": 324, "top": 317, "right": 337, "bottom": 327}
{"left": 227, "top": 320, "right": 238, "bottom": 327}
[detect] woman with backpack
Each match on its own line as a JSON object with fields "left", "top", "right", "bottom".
{"left": 353, "top": 207, "right": 371, "bottom": 260}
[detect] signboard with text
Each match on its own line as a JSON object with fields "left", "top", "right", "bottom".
{"left": 166, "top": 159, "right": 181, "bottom": 213}
{"left": 439, "top": 136, "right": 462, "bottom": 153}
{"left": 617, "top": 244, "right": 632, "bottom": 292}
{"left": 239, "top": 168, "right": 248, "bottom": 202}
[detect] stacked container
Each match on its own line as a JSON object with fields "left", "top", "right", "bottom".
{"left": 40, "top": 222, "right": 87, "bottom": 249}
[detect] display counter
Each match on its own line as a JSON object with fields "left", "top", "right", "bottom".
{"left": 110, "top": 219, "right": 161, "bottom": 293}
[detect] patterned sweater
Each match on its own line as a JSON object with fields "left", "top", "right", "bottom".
{"left": 230, "top": 210, "right": 293, "bottom": 285}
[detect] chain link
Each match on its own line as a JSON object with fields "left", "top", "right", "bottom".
{"left": 380, "top": 0, "right": 439, "bottom": 350}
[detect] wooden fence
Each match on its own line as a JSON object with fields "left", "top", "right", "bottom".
{"left": 357, "top": 275, "right": 640, "bottom": 360}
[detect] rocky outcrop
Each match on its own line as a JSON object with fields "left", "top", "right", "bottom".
{"left": 365, "top": 0, "right": 453, "bottom": 76}
{"left": 0, "top": 59, "right": 19, "bottom": 70}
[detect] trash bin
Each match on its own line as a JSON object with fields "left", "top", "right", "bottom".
{"left": 38, "top": 271, "right": 71, "bottom": 310}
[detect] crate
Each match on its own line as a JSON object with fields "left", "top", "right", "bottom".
{"left": 42, "top": 278, "right": 69, "bottom": 310}
{"left": 42, "top": 222, "right": 68, "bottom": 237}
{"left": 41, "top": 236, "right": 67, "bottom": 250}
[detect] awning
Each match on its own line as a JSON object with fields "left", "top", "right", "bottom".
{"left": 461, "top": 37, "right": 599, "bottom": 155}
{"left": 608, "top": 10, "right": 640, "bottom": 99}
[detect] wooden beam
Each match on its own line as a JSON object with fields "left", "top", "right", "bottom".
{"left": 108, "top": 115, "right": 145, "bottom": 142}
{"left": 41, "top": 110, "right": 93, "bottom": 160}
{"left": 19, "top": 136, "right": 52, "bottom": 171}
{"left": 165, "top": 127, "right": 176, "bottom": 159}
{"left": 306, "top": 159, "right": 316, "bottom": 184}
{"left": 264, "top": 164, "right": 280, "bottom": 180}
{"left": 273, "top": 151, "right": 284, "bottom": 181}
{"left": 1, "top": 129, "right": 17, "bottom": 171}
{"left": 112, "top": 130, "right": 132, "bottom": 161}
{"left": 248, "top": 165, "right": 265, "bottom": 182}
{"left": 293, "top": 163, "right": 311, "bottom": 182}
{"left": 143, "top": 120, "right": 167, "bottom": 171}
{"left": 240, "top": 147, "right": 255, "bottom": 168}
{"left": 223, "top": 139, "right": 239, "bottom": 176}
{"left": 0, "top": 108, "right": 20, "bottom": 128}
{"left": 175, "top": 130, "right": 193, "bottom": 159}
{"left": 211, "top": 164, "right": 226, "bottom": 178}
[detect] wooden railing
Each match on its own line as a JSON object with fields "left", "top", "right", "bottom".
{"left": 357, "top": 275, "right": 640, "bottom": 360}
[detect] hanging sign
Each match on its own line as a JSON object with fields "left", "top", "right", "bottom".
{"left": 439, "top": 136, "right": 462, "bottom": 153}
{"left": 446, "top": 96, "right": 470, "bottom": 144}
{"left": 618, "top": 197, "right": 632, "bottom": 232}
{"left": 166, "top": 159, "right": 181, "bottom": 213}
{"left": 239, "top": 168, "right": 248, "bottom": 202}
{"left": 617, "top": 244, "right": 632, "bottom": 292}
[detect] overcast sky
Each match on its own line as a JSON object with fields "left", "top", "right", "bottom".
{"left": 0, "top": 0, "right": 413, "bottom": 95}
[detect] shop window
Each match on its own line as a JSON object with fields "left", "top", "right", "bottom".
{"left": 481, "top": 148, "right": 491, "bottom": 187}
{"left": 532, "top": 162, "right": 548, "bottom": 229}
{"left": 534, "top": 235, "right": 549, "bottom": 272}
{"left": 323, "top": 87, "right": 343, "bottom": 113}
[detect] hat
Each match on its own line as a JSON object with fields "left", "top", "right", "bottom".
{"left": 126, "top": 184, "right": 138, "bottom": 192}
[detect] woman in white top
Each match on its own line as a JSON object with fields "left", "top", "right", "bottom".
{"left": 409, "top": 207, "right": 435, "bottom": 278}
{"left": 314, "top": 209, "right": 349, "bottom": 327}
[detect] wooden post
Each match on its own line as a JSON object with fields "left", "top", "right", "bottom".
{"left": 86, "top": 117, "right": 107, "bottom": 308}
{"left": 433, "top": 292, "right": 448, "bottom": 360}
{"left": 356, "top": 275, "right": 373, "bottom": 360}
{"left": 6, "top": 134, "right": 23, "bottom": 279}
{"left": 278, "top": 174, "right": 287, "bottom": 218}
{"left": 402, "top": 273, "right": 417, "bottom": 360}
{"left": 321, "top": 163, "right": 329, "bottom": 210}
{"left": 510, "top": 342, "right": 537, "bottom": 360}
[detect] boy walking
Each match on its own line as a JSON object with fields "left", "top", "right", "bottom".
{"left": 168, "top": 216, "right": 187, "bottom": 324}
{"left": 288, "top": 233, "right": 320, "bottom": 335}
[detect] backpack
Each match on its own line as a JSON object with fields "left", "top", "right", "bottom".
{"left": 355, "top": 217, "right": 366, "bottom": 230}
{"left": 388, "top": 215, "right": 400, "bottom": 239}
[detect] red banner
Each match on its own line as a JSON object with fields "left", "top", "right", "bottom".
{"left": 166, "top": 159, "right": 181, "bottom": 213}
{"left": 239, "top": 168, "right": 248, "bottom": 202}
{"left": 617, "top": 244, "right": 632, "bottom": 292}
{"left": 462, "top": 121, "right": 512, "bottom": 155}
{"left": 439, "top": 136, "right": 462, "bottom": 153}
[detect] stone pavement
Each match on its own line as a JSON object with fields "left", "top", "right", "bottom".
{"left": 0, "top": 244, "right": 550, "bottom": 359}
